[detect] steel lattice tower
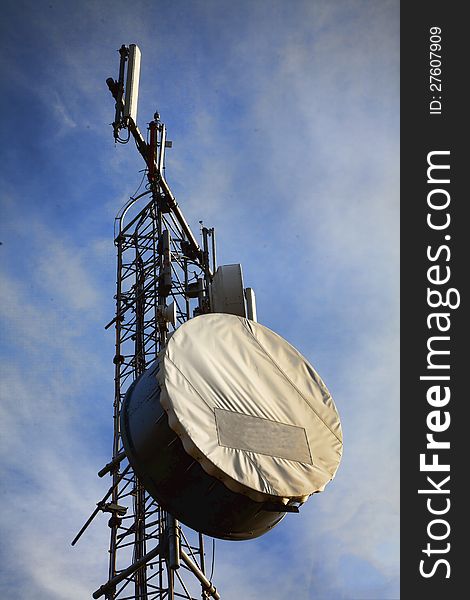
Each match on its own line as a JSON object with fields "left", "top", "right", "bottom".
{"left": 73, "top": 45, "right": 219, "bottom": 600}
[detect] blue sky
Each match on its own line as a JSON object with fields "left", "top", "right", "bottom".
{"left": 0, "top": 1, "right": 399, "bottom": 598}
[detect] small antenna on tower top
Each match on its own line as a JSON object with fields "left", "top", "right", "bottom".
{"left": 106, "top": 43, "right": 141, "bottom": 142}
{"left": 123, "top": 44, "right": 141, "bottom": 125}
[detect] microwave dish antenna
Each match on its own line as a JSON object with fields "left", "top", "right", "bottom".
{"left": 121, "top": 313, "right": 342, "bottom": 541}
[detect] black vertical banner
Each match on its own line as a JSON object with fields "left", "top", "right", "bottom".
{"left": 401, "top": 3, "right": 466, "bottom": 599}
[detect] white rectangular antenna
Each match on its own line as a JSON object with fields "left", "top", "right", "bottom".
{"left": 124, "top": 44, "right": 141, "bottom": 124}
{"left": 210, "top": 264, "right": 246, "bottom": 317}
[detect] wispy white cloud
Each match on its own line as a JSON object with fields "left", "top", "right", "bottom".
{"left": 0, "top": 222, "right": 114, "bottom": 597}
{"left": 51, "top": 91, "right": 78, "bottom": 133}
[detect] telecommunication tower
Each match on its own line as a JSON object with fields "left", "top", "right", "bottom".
{"left": 73, "top": 44, "right": 220, "bottom": 600}
{"left": 73, "top": 44, "right": 343, "bottom": 600}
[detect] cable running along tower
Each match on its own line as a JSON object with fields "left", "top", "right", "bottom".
{"left": 73, "top": 43, "right": 343, "bottom": 600}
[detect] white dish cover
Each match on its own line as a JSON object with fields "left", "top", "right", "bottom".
{"left": 157, "top": 313, "right": 342, "bottom": 504}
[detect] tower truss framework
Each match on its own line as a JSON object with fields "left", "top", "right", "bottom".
{"left": 73, "top": 44, "right": 220, "bottom": 600}
{"left": 94, "top": 187, "right": 217, "bottom": 600}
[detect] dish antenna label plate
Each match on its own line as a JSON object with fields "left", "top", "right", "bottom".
{"left": 214, "top": 408, "right": 313, "bottom": 465}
